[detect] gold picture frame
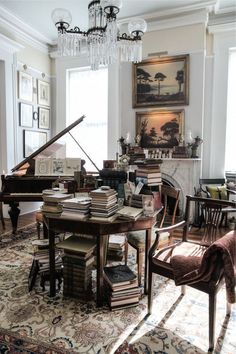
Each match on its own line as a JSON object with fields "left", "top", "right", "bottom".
{"left": 133, "top": 54, "right": 189, "bottom": 108}
{"left": 136, "top": 109, "right": 184, "bottom": 149}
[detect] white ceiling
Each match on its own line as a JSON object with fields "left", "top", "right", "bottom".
{"left": 0, "top": 0, "right": 235, "bottom": 44}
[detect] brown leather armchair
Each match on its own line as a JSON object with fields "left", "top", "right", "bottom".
{"left": 148, "top": 195, "right": 236, "bottom": 351}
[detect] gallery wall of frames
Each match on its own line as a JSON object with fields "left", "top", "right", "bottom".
{"left": 17, "top": 69, "right": 51, "bottom": 158}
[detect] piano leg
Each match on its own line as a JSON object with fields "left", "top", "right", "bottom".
{"left": 8, "top": 202, "right": 20, "bottom": 234}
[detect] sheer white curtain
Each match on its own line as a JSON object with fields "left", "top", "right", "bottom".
{"left": 225, "top": 49, "right": 236, "bottom": 172}
{"left": 67, "top": 67, "right": 108, "bottom": 171}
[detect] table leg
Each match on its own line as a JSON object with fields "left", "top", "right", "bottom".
{"left": 49, "top": 228, "right": 56, "bottom": 297}
{"left": 96, "top": 235, "right": 109, "bottom": 307}
{"left": 144, "top": 228, "right": 151, "bottom": 294}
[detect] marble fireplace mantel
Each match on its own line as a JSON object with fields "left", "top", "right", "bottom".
{"left": 160, "top": 158, "right": 201, "bottom": 216}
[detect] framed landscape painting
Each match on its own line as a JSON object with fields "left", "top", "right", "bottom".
{"left": 133, "top": 54, "right": 189, "bottom": 108}
{"left": 136, "top": 110, "right": 184, "bottom": 149}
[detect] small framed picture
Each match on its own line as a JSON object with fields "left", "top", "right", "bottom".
{"left": 23, "top": 130, "right": 47, "bottom": 158}
{"left": 37, "top": 79, "right": 50, "bottom": 106}
{"left": 38, "top": 107, "right": 50, "bottom": 129}
{"left": 19, "top": 102, "right": 33, "bottom": 127}
{"left": 18, "top": 71, "right": 33, "bottom": 102}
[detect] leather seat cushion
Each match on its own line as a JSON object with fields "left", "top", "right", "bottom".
{"left": 152, "top": 241, "right": 208, "bottom": 269}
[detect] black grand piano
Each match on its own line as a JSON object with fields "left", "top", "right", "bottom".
{"left": 0, "top": 115, "right": 98, "bottom": 233}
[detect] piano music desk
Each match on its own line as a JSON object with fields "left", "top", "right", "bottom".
{"left": 44, "top": 213, "right": 156, "bottom": 307}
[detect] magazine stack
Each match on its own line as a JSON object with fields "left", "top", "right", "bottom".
{"left": 135, "top": 162, "right": 162, "bottom": 187}
{"left": 62, "top": 196, "right": 92, "bottom": 219}
{"left": 41, "top": 191, "right": 72, "bottom": 216}
{"left": 56, "top": 235, "right": 96, "bottom": 299}
{"left": 104, "top": 264, "right": 141, "bottom": 310}
{"left": 89, "top": 186, "right": 118, "bottom": 222}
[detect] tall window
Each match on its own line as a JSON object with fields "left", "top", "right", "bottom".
{"left": 225, "top": 49, "right": 236, "bottom": 172}
{"left": 67, "top": 67, "right": 108, "bottom": 171}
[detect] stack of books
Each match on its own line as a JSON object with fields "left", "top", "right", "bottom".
{"left": 62, "top": 196, "right": 92, "bottom": 219}
{"left": 130, "top": 194, "right": 143, "bottom": 208}
{"left": 41, "top": 192, "right": 72, "bottom": 215}
{"left": 104, "top": 264, "right": 141, "bottom": 310}
{"left": 116, "top": 206, "right": 143, "bottom": 221}
{"left": 56, "top": 235, "right": 96, "bottom": 299}
{"left": 89, "top": 186, "right": 118, "bottom": 222}
{"left": 107, "top": 234, "right": 127, "bottom": 261}
{"left": 135, "top": 163, "right": 162, "bottom": 186}
{"left": 29, "top": 238, "right": 63, "bottom": 291}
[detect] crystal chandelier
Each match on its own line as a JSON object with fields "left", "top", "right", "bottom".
{"left": 51, "top": 0, "right": 147, "bottom": 70}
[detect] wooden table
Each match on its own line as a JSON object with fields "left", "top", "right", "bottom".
{"left": 44, "top": 213, "right": 156, "bottom": 307}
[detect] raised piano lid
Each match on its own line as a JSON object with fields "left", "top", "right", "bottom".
{"left": 12, "top": 115, "right": 89, "bottom": 175}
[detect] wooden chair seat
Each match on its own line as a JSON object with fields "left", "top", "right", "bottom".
{"left": 152, "top": 241, "right": 207, "bottom": 267}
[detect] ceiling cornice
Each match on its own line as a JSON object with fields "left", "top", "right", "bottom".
{"left": 146, "top": 9, "right": 209, "bottom": 32}
{"left": 208, "top": 21, "right": 236, "bottom": 33}
{"left": 0, "top": 32, "right": 24, "bottom": 54}
{"left": 118, "top": 0, "right": 216, "bottom": 25}
{"left": 0, "top": 5, "right": 52, "bottom": 54}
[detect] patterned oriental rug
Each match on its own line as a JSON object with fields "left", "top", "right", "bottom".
{"left": 0, "top": 226, "right": 235, "bottom": 354}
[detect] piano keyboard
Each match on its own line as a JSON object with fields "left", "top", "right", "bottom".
{"left": 10, "top": 193, "right": 43, "bottom": 196}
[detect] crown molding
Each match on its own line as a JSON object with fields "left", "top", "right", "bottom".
{"left": 0, "top": 5, "right": 52, "bottom": 54}
{"left": 0, "top": 33, "right": 24, "bottom": 54}
{"left": 118, "top": 0, "right": 215, "bottom": 25}
{"left": 146, "top": 9, "right": 209, "bottom": 32}
{"left": 208, "top": 21, "right": 236, "bottom": 33}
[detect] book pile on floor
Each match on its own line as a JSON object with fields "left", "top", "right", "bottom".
{"left": 135, "top": 162, "right": 162, "bottom": 186}
{"left": 41, "top": 190, "right": 72, "bottom": 216}
{"left": 104, "top": 264, "right": 141, "bottom": 310}
{"left": 29, "top": 238, "right": 62, "bottom": 291}
{"left": 89, "top": 186, "right": 118, "bottom": 222}
{"left": 56, "top": 235, "right": 96, "bottom": 299}
{"left": 62, "top": 196, "right": 92, "bottom": 219}
{"left": 107, "top": 234, "right": 127, "bottom": 261}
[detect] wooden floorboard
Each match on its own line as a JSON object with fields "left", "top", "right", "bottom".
{"left": 0, "top": 212, "right": 36, "bottom": 235}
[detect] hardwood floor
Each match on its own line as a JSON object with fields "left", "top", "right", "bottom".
{"left": 0, "top": 212, "right": 36, "bottom": 235}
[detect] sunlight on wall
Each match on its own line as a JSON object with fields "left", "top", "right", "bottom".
{"left": 225, "top": 49, "right": 236, "bottom": 172}
{"left": 67, "top": 67, "right": 108, "bottom": 172}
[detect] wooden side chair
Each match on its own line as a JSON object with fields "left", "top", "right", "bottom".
{"left": 148, "top": 195, "right": 236, "bottom": 352}
{"left": 198, "top": 178, "right": 236, "bottom": 228}
{"left": 127, "top": 185, "right": 180, "bottom": 286}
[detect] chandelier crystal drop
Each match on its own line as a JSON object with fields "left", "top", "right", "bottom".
{"left": 51, "top": 0, "right": 147, "bottom": 70}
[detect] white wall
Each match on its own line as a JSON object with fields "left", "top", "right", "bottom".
{"left": 204, "top": 29, "right": 236, "bottom": 177}
{"left": 119, "top": 23, "right": 206, "bottom": 157}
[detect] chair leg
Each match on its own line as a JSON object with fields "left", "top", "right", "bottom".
{"left": 124, "top": 238, "right": 128, "bottom": 265}
{"left": 148, "top": 269, "right": 153, "bottom": 314}
{"left": 181, "top": 285, "right": 186, "bottom": 295}
{"left": 0, "top": 202, "right": 5, "bottom": 229}
{"left": 137, "top": 248, "right": 143, "bottom": 287}
{"left": 209, "top": 292, "right": 216, "bottom": 351}
{"left": 226, "top": 301, "right": 231, "bottom": 316}
{"left": 36, "top": 222, "right": 41, "bottom": 239}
